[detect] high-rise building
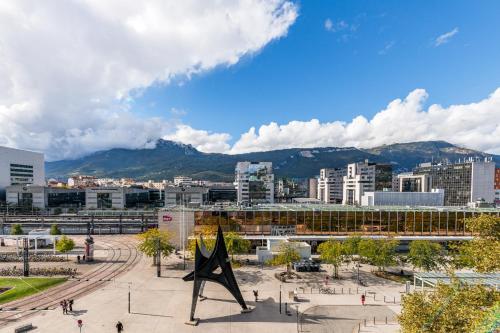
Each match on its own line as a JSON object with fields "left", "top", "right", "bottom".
{"left": 234, "top": 162, "right": 274, "bottom": 205}
{"left": 317, "top": 168, "right": 346, "bottom": 203}
{"left": 0, "top": 146, "right": 45, "bottom": 201}
{"left": 495, "top": 168, "right": 500, "bottom": 190}
{"left": 308, "top": 178, "right": 318, "bottom": 199}
{"left": 174, "top": 176, "right": 193, "bottom": 187}
{"left": 414, "top": 158, "right": 495, "bottom": 206}
{"left": 342, "top": 160, "right": 392, "bottom": 205}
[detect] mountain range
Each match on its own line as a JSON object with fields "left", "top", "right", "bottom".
{"left": 45, "top": 140, "right": 499, "bottom": 182}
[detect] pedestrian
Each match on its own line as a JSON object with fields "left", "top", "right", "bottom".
{"left": 62, "top": 299, "right": 68, "bottom": 314}
{"left": 253, "top": 290, "right": 258, "bottom": 302}
{"left": 325, "top": 275, "right": 329, "bottom": 285}
{"left": 361, "top": 294, "right": 366, "bottom": 306}
{"left": 68, "top": 299, "right": 74, "bottom": 312}
{"left": 82, "top": 255, "right": 86, "bottom": 261}
{"left": 116, "top": 321, "right": 124, "bottom": 333}
{"left": 77, "top": 255, "right": 81, "bottom": 263}
{"left": 60, "top": 300, "right": 65, "bottom": 314}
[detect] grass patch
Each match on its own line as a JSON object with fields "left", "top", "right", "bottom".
{"left": 0, "top": 277, "right": 67, "bottom": 304}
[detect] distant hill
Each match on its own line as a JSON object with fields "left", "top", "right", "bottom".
{"left": 45, "top": 140, "right": 498, "bottom": 181}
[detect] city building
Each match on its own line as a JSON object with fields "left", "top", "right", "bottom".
{"left": 207, "top": 186, "right": 237, "bottom": 204}
{"left": 174, "top": 176, "right": 193, "bottom": 187}
{"left": 495, "top": 168, "right": 500, "bottom": 190}
{"left": 342, "top": 160, "right": 393, "bottom": 205}
{"left": 85, "top": 187, "right": 127, "bottom": 209}
{"left": 275, "top": 178, "right": 308, "bottom": 203}
{"left": 317, "top": 168, "right": 346, "bottom": 204}
{"left": 0, "top": 146, "right": 45, "bottom": 201}
{"left": 391, "top": 174, "right": 400, "bottom": 192}
{"left": 398, "top": 173, "right": 432, "bottom": 192}
{"left": 308, "top": 178, "right": 318, "bottom": 199}
{"left": 67, "top": 175, "right": 98, "bottom": 188}
{"left": 6, "top": 185, "right": 85, "bottom": 209}
{"left": 414, "top": 158, "right": 495, "bottom": 206}
{"left": 361, "top": 189, "right": 444, "bottom": 207}
{"left": 165, "top": 186, "right": 208, "bottom": 206}
{"left": 234, "top": 162, "right": 274, "bottom": 205}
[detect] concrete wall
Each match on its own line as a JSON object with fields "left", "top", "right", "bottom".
{"left": 471, "top": 161, "right": 495, "bottom": 203}
{"left": 361, "top": 190, "right": 444, "bottom": 207}
{"left": 158, "top": 210, "right": 195, "bottom": 248}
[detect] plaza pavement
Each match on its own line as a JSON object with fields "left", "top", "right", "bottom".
{"left": 0, "top": 238, "right": 404, "bottom": 333}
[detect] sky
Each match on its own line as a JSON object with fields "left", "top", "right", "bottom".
{"left": 0, "top": 0, "right": 499, "bottom": 161}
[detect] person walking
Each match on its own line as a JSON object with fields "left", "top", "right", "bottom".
{"left": 116, "top": 321, "right": 124, "bottom": 332}
{"left": 361, "top": 294, "right": 366, "bottom": 306}
{"left": 68, "top": 299, "right": 74, "bottom": 312}
{"left": 253, "top": 290, "right": 258, "bottom": 302}
{"left": 60, "top": 300, "right": 65, "bottom": 314}
{"left": 62, "top": 300, "right": 68, "bottom": 314}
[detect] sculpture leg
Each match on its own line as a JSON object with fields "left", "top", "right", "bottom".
{"left": 186, "top": 278, "right": 202, "bottom": 325}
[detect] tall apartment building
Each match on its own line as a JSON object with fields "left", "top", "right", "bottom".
{"left": 317, "top": 168, "right": 346, "bottom": 203}
{"left": 342, "top": 160, "right": 392, "bottom": 205}
{"left": 0, "top": 146, "right": 45, "bottom": 201}
{"left": 308, "top": 178, "right": 318, "bottom": 199}
{"left": 173, "top": 176, "right": 193, "bottom": 187}
{"left": 414, "top": 158, "right": 495, "bottom": 206}
{"left": 234, "top": 162, "right": 274, "bottom": 205}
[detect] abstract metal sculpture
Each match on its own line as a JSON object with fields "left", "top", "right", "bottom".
{"left": 183, "top": 226, "right": 251, "bottom": 325}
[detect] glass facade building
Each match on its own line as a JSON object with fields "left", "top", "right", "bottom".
{"left": 191, "top": 205, "right": 499, "bottom": 236}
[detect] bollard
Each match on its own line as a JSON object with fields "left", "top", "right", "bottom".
{"left": 358, "top": 323, "right": 361, "bottom": 332}
{"left": 349, "top": 288, "right": 351, "bottom": 294}
{"left": 341, "top": 287, "right": 343, "bottom": 294}
{"left": 385, "top": 316, "right": 388, "bottom": 324}
{"left": 384, "top": 296, "right": 386, "bottom": 303}
{"left": 357, "top": 287, "right": 359, "bottom": 294}
{"left": 393, "top": 296, "right": 396, "bottom": 303}
{"left": 373, "top": 317, "right": 375, "bottom": 325}
{"left": 373, "top": 294, "right": 375, "bottom": 301}
{"left": 364, "top": 319, "right": 366, "bottom": 327}
{"left": 333, "top": 287, "right": 335, "bottom": 294}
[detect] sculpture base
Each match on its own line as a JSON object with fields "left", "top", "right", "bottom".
{"left": 241, "top": 307, "right": 254, "bottom": 314}
{"left": 185, "top": 319, "right": 199, "bottom": 326}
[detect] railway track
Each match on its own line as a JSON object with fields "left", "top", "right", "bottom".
{"left": 0, "top": 236, "right": 141, "bottom": 326}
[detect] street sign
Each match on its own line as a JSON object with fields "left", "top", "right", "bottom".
{"left": 162, "top": 214, "right": 173, "bottom": 222}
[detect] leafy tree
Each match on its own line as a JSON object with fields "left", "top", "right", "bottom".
{"left": 56, "top": 235, "right": 75, "bottom": 259}
{"left": 224, "top": 231, "right": 251, "bottom": 260}
{"left": 407, "top": 240, "right": 445, "bottom": 272}
{"left": 343, "top": 235, "right": 361, "bottom": 267}
{"left": 399, "top": 280, "right": 500, "bottom": 333}
{"left": 268, "top": 242, "right": 301, "bottom": 273}
{"left": 317, "top": 240, "right": 344, "bottom": 278}
{"left": 137, "top": 228, "right": 175, "bottom": 265}
{"left": 452, "top": 215, "right": 500, "bottom": 272}
{"left": 187, "top": 226, "right": 217, "bottom": 258}
{"left": 53, "top": 208, "right": 62, "bottom": 215}
{"left": 50, "top": 224, "right": 62, "bottom": 235}
{"left": 359, "top": 238, "right": 399, "bottom": 272}
{"left": 10, "top": 224, "right": 24, "bottom": 235}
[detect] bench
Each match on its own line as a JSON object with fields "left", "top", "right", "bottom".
{"left": 14, "top": 323, "right": 33, "bottom": 333}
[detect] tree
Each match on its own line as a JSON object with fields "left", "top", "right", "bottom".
{"left": 317, "top": 240, "right": 344, "bottom": 278}
{"left": 224, "top": 232, "right": 251, "bottom": 261}
{"left": 407, "top": 240, "right": 445, "bottom": 272}
{"left": 343, "top": 235, "right": 361, "bottom": 267}
{"left": 268, "top": 242, "right": 301, "bottom": 273}
{"left": 452, "top": 215, "right": 500, "bottom": 272}
{"left": 56, "top": 235, "right": 75, "bottom": 259}
{"left": 50, "top": 224, "right": 62, "bottom": 235}
{"left": 137, "top": 228, "right": 175, "bottom": 265}
{"left": 11, "top": 224, "right": 23, "bottom": 235}
{"left": 359, "top": 238, "right": 399, "bottom": 272}
{"left": 399, "top": 280, "right": 500, "bottom": 333}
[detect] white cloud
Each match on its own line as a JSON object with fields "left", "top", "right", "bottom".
{"left": 378, "top": 41, "right": 396, "bottom": 55}
{"left": 164, "top": 125, "right": 231, "bottom": 153}
{"left": 435, "top": 27, "right": 459, "bottom": 47}
{"left": 228, "top": 88, "right": 500, "bottom": 154}
{"left": 324, "top": 19, "right": 333, "bottom": 31}
{"left": 324, "top": 18, "right": 349, "bottom": 33}
{"left": 0, "top": 0, "right": 298, "bottom": 160}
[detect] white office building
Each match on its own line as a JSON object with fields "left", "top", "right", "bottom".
{"left": 317, "top": 168, "right": 346, "bottom": 203}
{"left": 361, "top": 189, "right": 445, "bottom": 207}
{"left": 398, "top": 173, "right": 432, "bottom": 192}
{"left": 342, "top": 161, "right": 376, "bottom": 205}
{"left": 234, "top": 162, "right": 274, "bottom": 205}
{"left": 173, "top": 176, "right": 193, "bottom": 187}
{"left": 0, "top": 146, "right": 45, "bottom": 201}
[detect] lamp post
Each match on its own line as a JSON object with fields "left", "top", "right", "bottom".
{"left": 181, "top": 188, "right": 186, "bottom": 270}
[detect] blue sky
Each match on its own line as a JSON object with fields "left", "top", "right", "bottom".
{"left": 136, "top": 0, "right": 500, "bottom": 145}
{"left": 1, "top": 0, "right": 499, "bottom": 159}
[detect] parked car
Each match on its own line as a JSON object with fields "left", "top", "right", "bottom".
{"left": 293, "top": 259, "right": 320, "bottom": 272}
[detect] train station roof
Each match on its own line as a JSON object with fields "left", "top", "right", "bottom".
{"left": 414, "top": 272, "right": 500, "bottom": 289}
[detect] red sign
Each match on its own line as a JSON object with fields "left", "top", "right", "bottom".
{"left": 77, "top": 320, "right": 83, "bottom": 327}
{"left": 162, "top": 214, "right": 173, "bottom": 222}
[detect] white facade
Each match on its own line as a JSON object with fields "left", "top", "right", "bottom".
{"left": 234, "top": 162, "right": 274, "bottom": 205}
{"left": 317, "top": 168, "right": 345, "bottom": 203}
{"left": 164, "top": 186, "right": 208, "bottom": 206}
{"left": 174, "top": 176, "right": 193, "bottom": 187}
{"left": 342, "top": 161, "right": 376, "bottom": 205}
{"left": 85, "top": 187, "right": 126, "bottom": 209}
{"left": 6, "top": 185, "right": 46, "bottom": 209}
{"left": 398, "top": 173, "right": 432, "bottom": 192}
{"left": 470, "top": 160, "right": 495, "bottom": 203}
{"left": 361, "top": 189, "right": 444, "bottom": 207}
{"left": 0, "top": 146, "right": 45, "bottom": 200}
{"left": 256, "top": 239, "right": 311, "bottom": 263}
